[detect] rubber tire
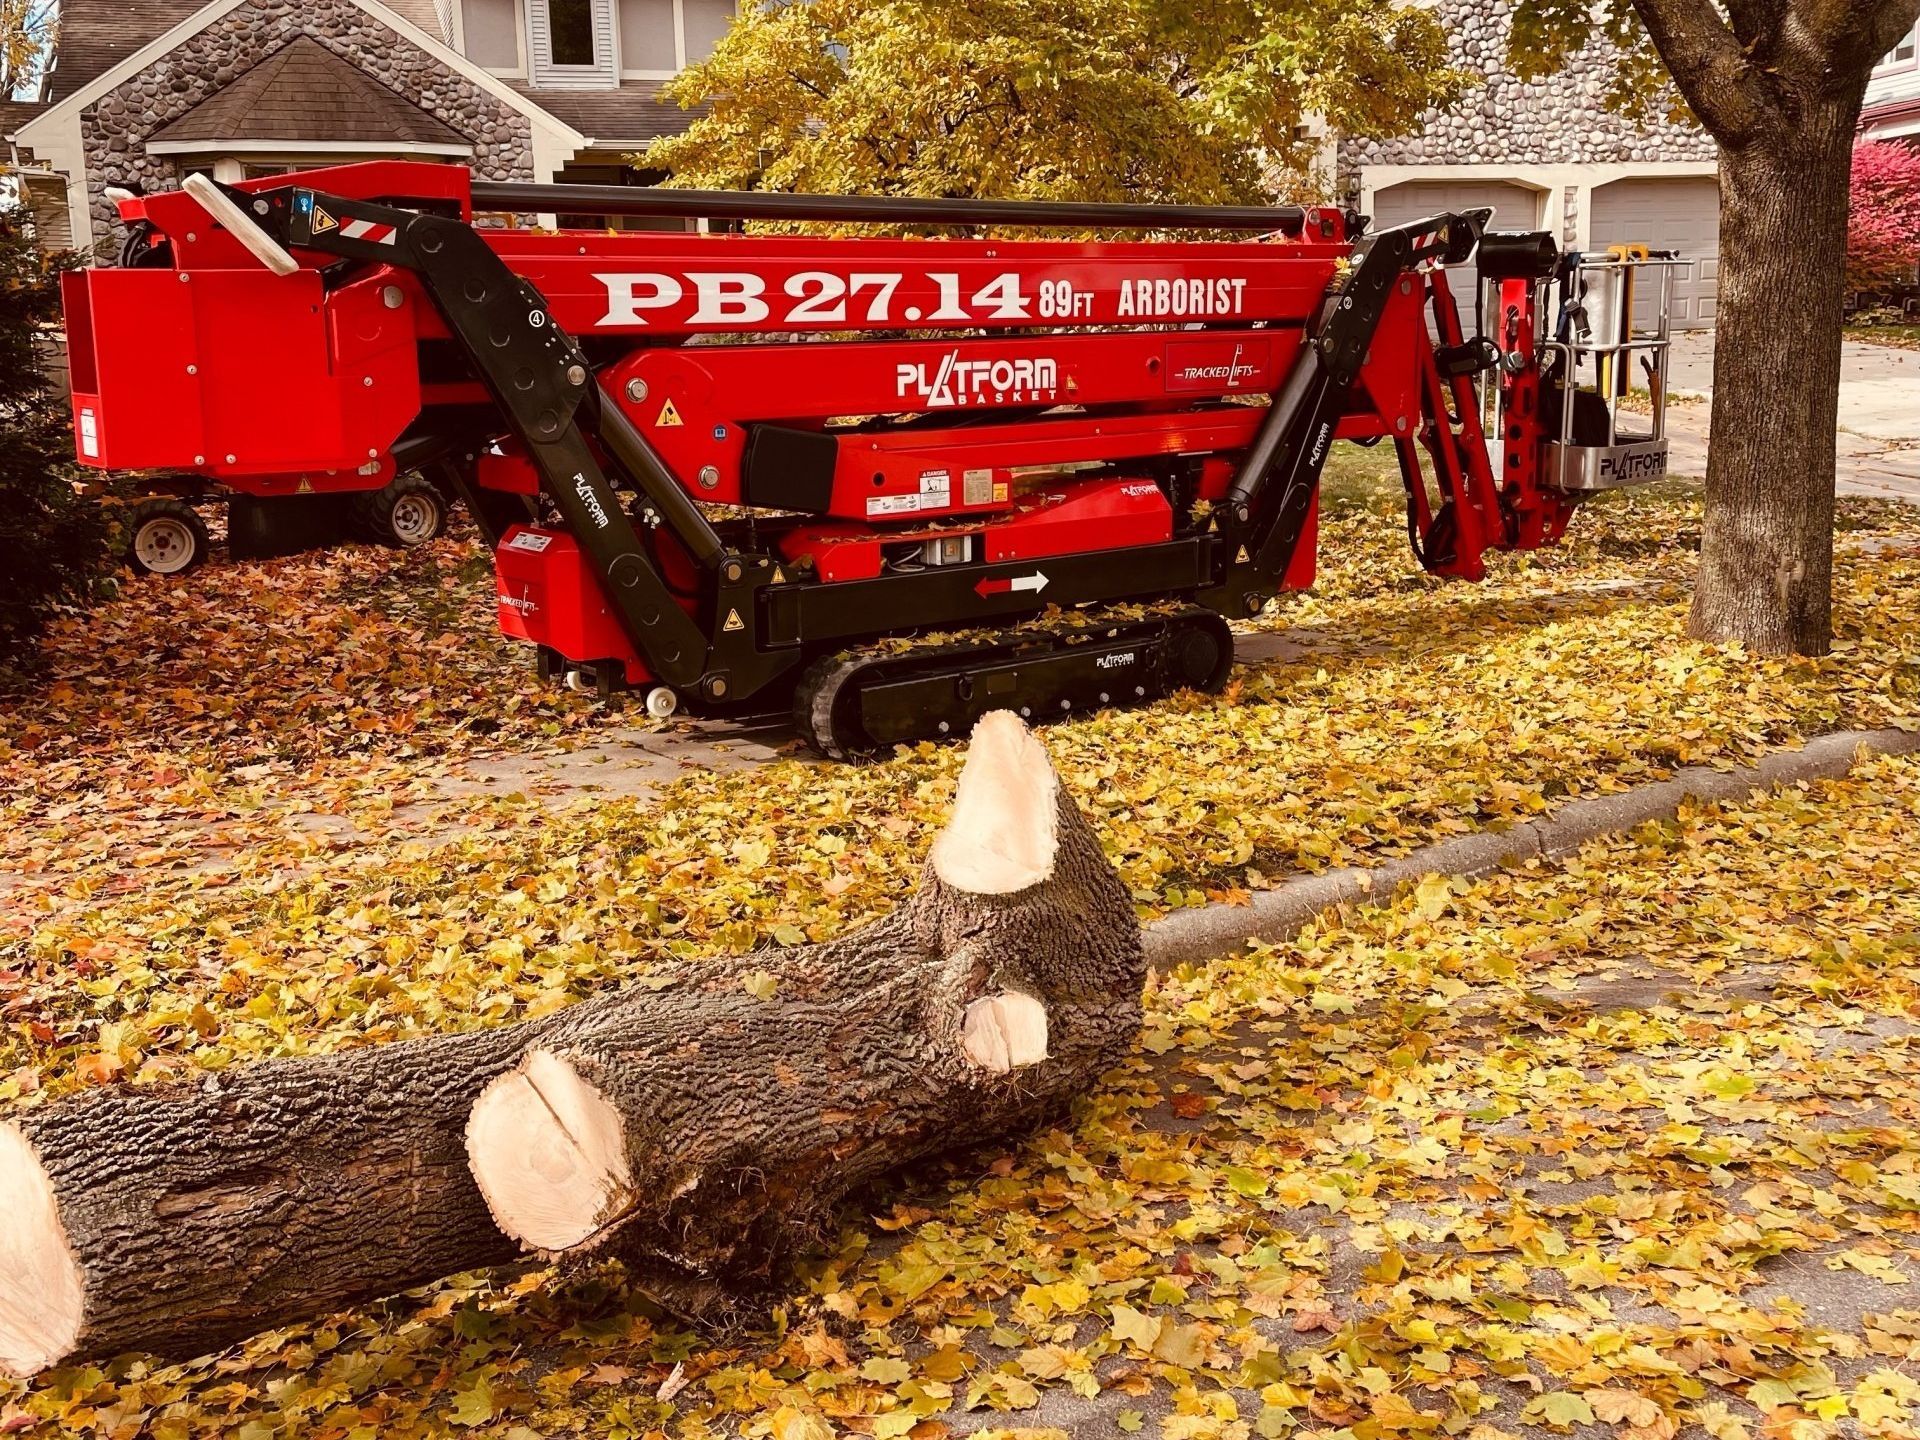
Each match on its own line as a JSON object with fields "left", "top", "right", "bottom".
{"left": 354, "top": 474, "right": 446, "bottom": 548}
{"left": 126, "top": 498, "right": 209, "bottom": 577}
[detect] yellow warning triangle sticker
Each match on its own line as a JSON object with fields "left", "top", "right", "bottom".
{"left": 656, "top": 399, "right": 684, "bottom": 427}
{"left": 311, "top": 206, "right": 338, "bottom": 234}
{"left": 770, "top": 564, "right": 787, "bottom": 585}
{"left": 1236, "top": 545, "right": 1252, "bottom": 564}
{"left": 723, "top": 607, "right": 745, "bottom": 633}
{"left": 297, "top": 477, "right": 314, "bottom": 494}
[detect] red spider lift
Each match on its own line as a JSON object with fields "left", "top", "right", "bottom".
{"left": 59, "top": 163, "right": 1673, "bottom": 755}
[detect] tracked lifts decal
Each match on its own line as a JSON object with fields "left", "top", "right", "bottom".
{"left": 1163, "top": 336, "right": 1276, "bottom": 395}
{"left": 898, "top": 353, "right": 1059, "bottom": 409}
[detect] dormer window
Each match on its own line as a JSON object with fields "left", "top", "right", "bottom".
{"left": 547, "top": 0, "right": 596, "bottom": 65}
{"left": 528, "top": 0, "right": 616, "bottom": 86}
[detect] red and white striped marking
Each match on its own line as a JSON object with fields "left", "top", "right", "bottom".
{"left": 341, "top": 218, "right": 397, "bottom": 246}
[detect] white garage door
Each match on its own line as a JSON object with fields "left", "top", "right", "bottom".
{"left": 1589, "top": 177, "right": 1720, "bottom": 330}
{"left": 1369, "top": 179, "right": 1544, "bottom": 338}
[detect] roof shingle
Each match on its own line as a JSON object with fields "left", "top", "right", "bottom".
{"left": 42, "top": 0, "right": 208, "bottom": 104}
{"left": 0, "top": 99, "right": 46, "bottom": 139}
{"left": 507, "top": 79, "right": 702, "bottom": 147}
{"left": 26, "top": 0, "right": 688, "bottom": 151}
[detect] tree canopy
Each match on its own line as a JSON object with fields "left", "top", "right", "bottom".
{"left": 1509, "top": 0, "right": 1919, "bottom": 152}
{"left": 644, "top": 0, "right": 1467, "bottom": 203}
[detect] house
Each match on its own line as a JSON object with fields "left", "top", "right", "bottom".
{"left": 9, "top": 1, "right": 1915, "bottom": 294}
{"left": 2, "top": 0, "right": 733, "bottom": 254}
{"left": 1337, "top": 0, "right": 1720, "bottom": 329}
{"left": 1340, "top": 4, "right": 1920, "bottom": 333}
{"left": 1864, "top": 15, "right": 1920, "bottom": 144}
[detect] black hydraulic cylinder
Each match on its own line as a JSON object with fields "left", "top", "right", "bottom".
{"left": 1476, "top": 230, "right": 1559, "bottom": 281}
{"left": 469, "top": 180, "right": 1314, "bottom": 234}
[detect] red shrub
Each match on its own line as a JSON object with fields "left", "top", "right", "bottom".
{"left": 1848, "top": 140, "right": 1920, "bottom": 293}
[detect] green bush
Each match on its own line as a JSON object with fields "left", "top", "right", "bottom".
{"left": 0, "top": 205, "right": 114, "bottom": 667}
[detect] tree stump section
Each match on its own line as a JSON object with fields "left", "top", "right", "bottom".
{"left": 0, "top": 713, "right": 1145, "bottom": 1377}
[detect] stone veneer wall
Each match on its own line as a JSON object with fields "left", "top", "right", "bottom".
{"left": 1338, "top": 0, "right": 1716, "bottom": 200}
{"left": 81, "top": 0, "right": 534, "bottom": 242}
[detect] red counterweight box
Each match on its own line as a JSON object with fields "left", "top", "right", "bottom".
{"left": 495, "top": 527, "right": 649, "bottom": 682}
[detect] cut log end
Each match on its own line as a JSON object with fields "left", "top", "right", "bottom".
{"left": 961, "top": 992, "right": 1050, "bottom": 1074}
{"left": 465, "top": 1051, "right": 634, "bottom": 1253}
{"left": 0, "top": 1121, "right": 85, "bottom": 1379}
{"left": 931, "top": 711, "right": 1059, "bottom": 895}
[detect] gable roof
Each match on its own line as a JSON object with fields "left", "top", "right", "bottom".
{"left": 16, "top": 0, "right": 583, "bottom": 155}
{"left": 40, "top": 0, "right": 454, "bottom": 107}
{"left": 41, "top": 0, "right": 207, "bottom": 104}
{"left": 147, "top": 35, "right": 469, "bottom": 148}
{"left": 507, "top": 80, "right": 701, "bottom": 149}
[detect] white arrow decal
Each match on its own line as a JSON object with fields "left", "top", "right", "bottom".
{"left": 975, "top": 570, "right": 1051, "bottom": 598}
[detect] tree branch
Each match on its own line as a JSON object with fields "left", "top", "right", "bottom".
{"left": 1722, "top": 0, "right": 1792, "bottom": 46}
{"left": 1630, "top": 0, "right": 1780, "bottom": 143}
{"left": 1819, "top": 0, "right": 1920, "bottom": 73}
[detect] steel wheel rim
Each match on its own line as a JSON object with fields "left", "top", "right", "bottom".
{"left": 389, "top": 492, "right": 440, "bottom": 544}
{"left": 133, "top": 516, "right": 196, "bottom": 574}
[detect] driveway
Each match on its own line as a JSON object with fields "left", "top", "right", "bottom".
{"left": 1661, "top": 329, "right": 1920, "bottom": 500}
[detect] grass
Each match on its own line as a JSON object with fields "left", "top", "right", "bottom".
{"left": 1845, "top": 323, "right": 1920, "bottom": 351}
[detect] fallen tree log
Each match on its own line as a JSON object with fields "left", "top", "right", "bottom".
{"left": 464, "top": 709, "right": 1144, "bottom": 1282}
{"left": 0, "top": 713, "right": 1144, "bottom": 1377}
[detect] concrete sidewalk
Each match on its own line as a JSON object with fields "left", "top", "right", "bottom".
{"left": 1661, "top": 330, "right": 1920, "bottom": 500}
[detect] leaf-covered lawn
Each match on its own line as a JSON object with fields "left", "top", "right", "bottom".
{"left": 4, "top": 475, "right": 1920, "bottom": 1435}
{"left": 3, "top": 481, "right": 1916, "bottom": 1102}
{"left": 10, "top": 752, "right": 1920, "bottom": 1438}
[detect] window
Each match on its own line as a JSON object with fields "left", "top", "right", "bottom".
{"left": 548, "top": 0, "right": 596, "bottom": 65}
{"left": 1884, "top": 24, "right": 1918, "bottom": 69}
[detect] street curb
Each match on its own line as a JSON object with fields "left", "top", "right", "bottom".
{"left": 1142, "top": 726, "right": 1920, "bottom": 972}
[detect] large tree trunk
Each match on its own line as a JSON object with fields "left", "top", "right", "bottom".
{"left": 1688, "top": 104, "right": 1860, "bottom": 656}
{"left": 0, "top": 714, "right": 1144, "bottom": 1378}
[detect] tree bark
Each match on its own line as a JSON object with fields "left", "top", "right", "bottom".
{"left": 1688, "top": 102, "right": 1860, "bottom": 655}
{"left": 0, "top": 714, "right": 1144, "bottom": 1378}
{"left": 0, "top": 1022, "right": 536, "bottom": 1376}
